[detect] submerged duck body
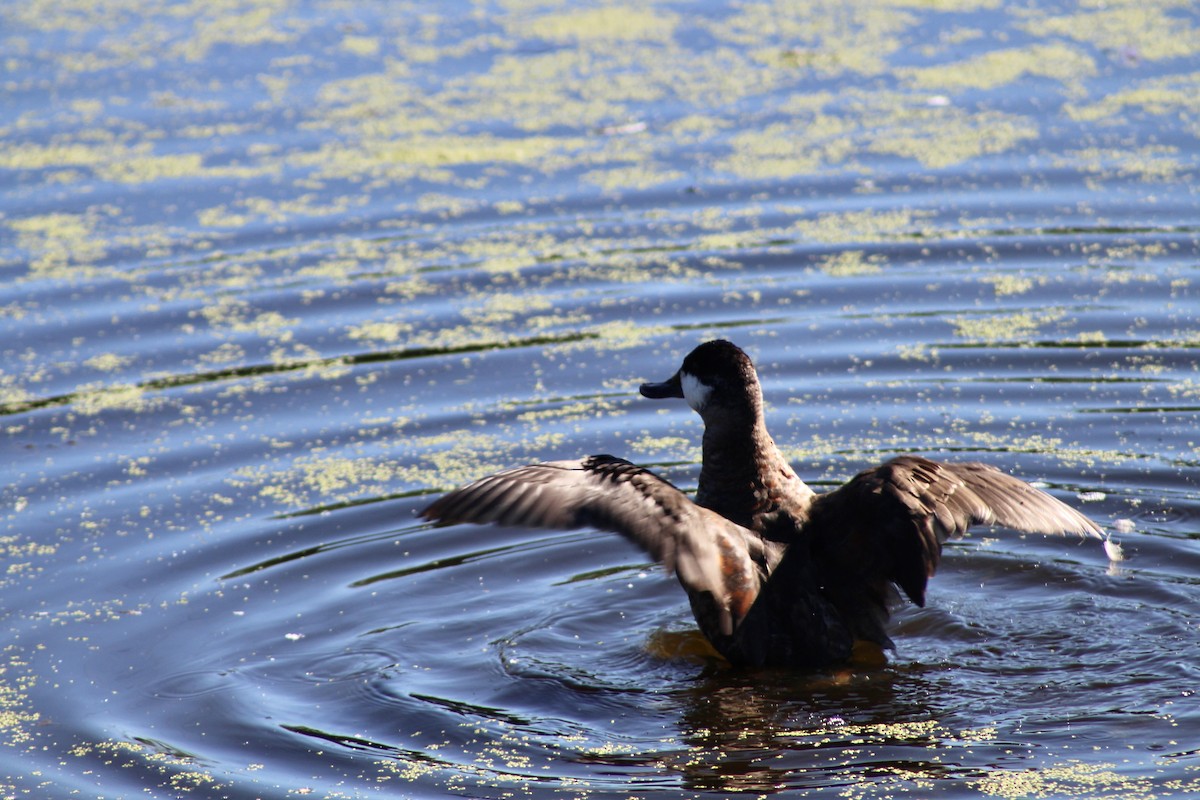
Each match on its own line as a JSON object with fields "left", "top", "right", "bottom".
{"left": 423, "top": 340, "right": 1107, "bottom": 669}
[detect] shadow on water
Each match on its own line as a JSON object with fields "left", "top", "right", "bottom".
{"left": 244, "top": 624, "right": 996, "bottom": 796}
{"left": 663, "top": 666, "right": 979, "bottom": 793}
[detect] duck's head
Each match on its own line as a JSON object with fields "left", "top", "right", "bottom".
{"left": 640, "top": 340, "right": 763, "bottom": 422}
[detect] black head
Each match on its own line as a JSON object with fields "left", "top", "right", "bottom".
{"left": 640, "top": 340, "right": 761, "bottom": 416}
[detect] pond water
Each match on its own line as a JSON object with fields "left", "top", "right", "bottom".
{"left": 2, "top": 0, "right": 1199, "bottom": 797}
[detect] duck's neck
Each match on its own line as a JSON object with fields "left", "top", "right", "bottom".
{"left": 695, "top": 414, "right": 814, "bottom": 529}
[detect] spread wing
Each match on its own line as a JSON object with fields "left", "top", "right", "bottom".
{"left": 808, "top": 455, "right": 1104, "bottom": 611}
{"left": 421, "top": 455, "right": 768, "bottom": 636}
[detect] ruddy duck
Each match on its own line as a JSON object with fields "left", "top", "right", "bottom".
{"left": 423, "top": 340, "right": 1112, "bottom": 668}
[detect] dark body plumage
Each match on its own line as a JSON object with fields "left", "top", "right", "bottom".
{"left": 422, "top": 340, "right": 1106, "bottom": 669}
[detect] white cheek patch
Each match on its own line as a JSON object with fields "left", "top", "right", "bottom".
{"left": 681, "top": 372, "right": 713, "bottom": 412}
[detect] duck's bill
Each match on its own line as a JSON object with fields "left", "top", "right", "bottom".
{"left": 640, "top": 372, "right": 684, "bottom": 399}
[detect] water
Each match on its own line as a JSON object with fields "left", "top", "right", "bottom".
{"left": 3, "top": 0, "right": 1199, "bottom": 797}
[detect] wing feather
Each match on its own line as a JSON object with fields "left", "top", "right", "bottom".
{"left": 808, "top": 455, "right": 1104, "bottom": 611}
{"left": 422, "top": 455, "right": 765, "bottom": 637}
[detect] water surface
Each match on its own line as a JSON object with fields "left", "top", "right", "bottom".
{"left": 2, "top": 1, "right": 1199, "bottom": 797}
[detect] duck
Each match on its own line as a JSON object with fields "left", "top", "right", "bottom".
{"left": 422, "top": 339, "right": 1111, "bottom": 669}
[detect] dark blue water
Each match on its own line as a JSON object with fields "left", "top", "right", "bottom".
{"left": 2, "top": 1, "right": 1198, "bottom": 797}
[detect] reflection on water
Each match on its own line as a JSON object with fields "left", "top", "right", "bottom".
{"left": 3, "top": 0, "right": 1199, "bottom": 797}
